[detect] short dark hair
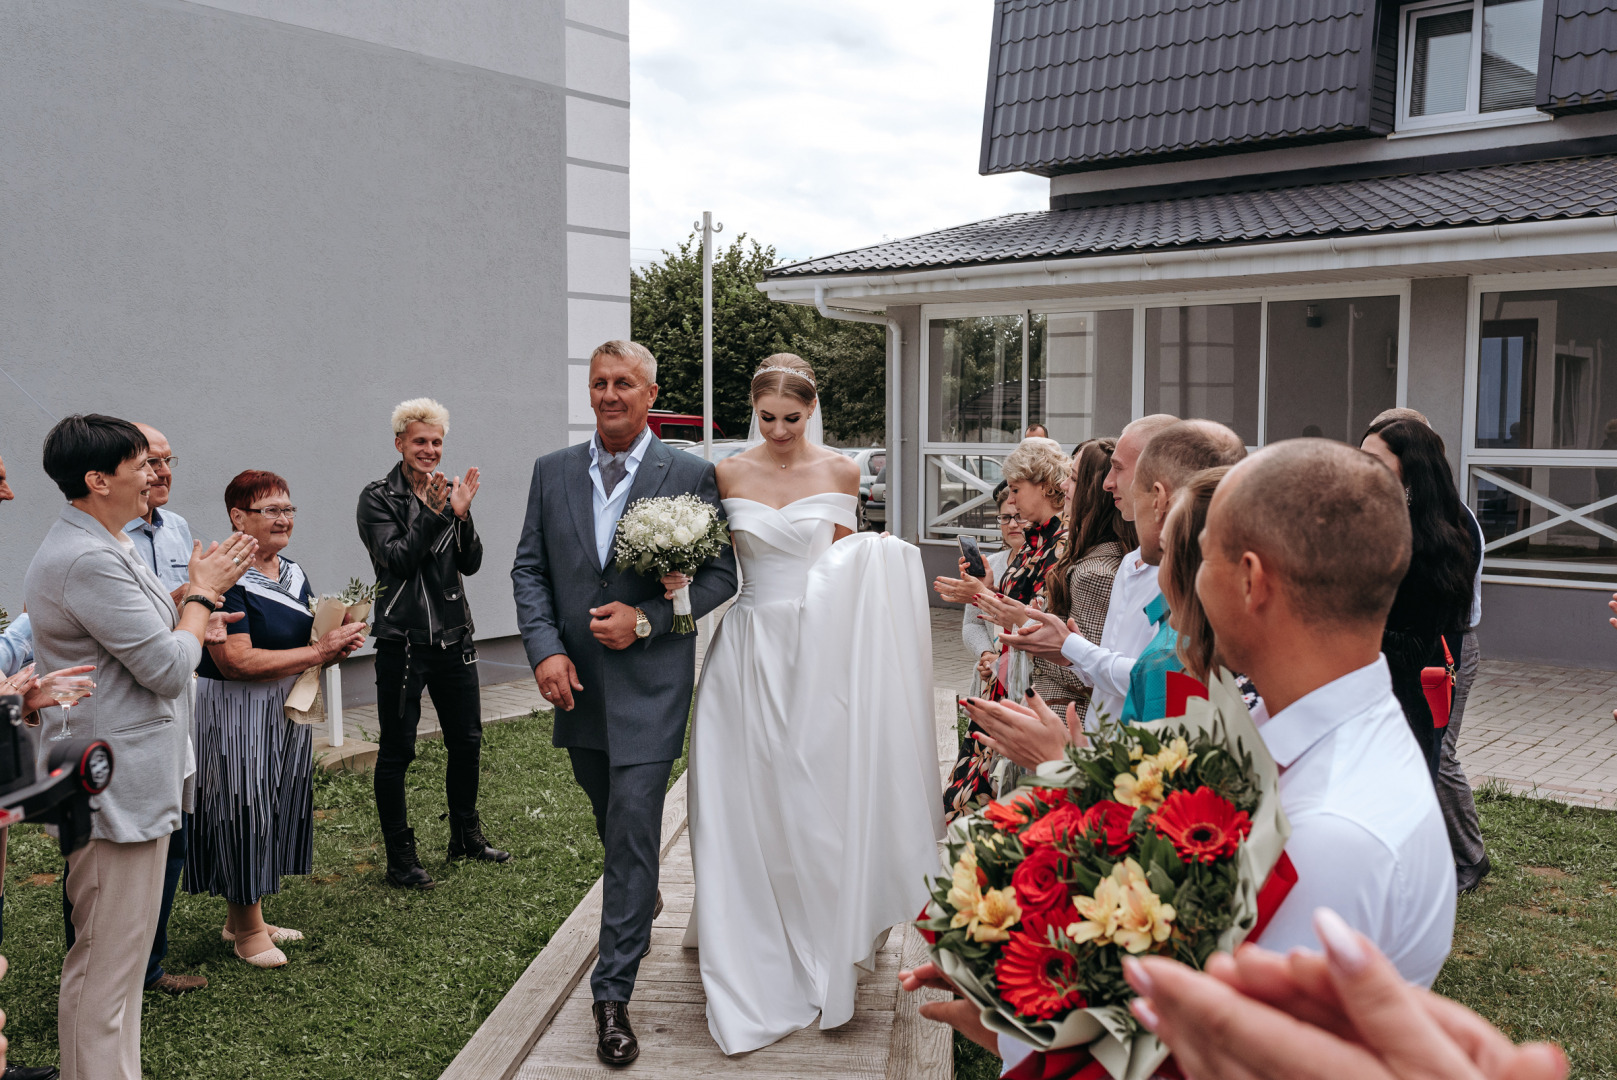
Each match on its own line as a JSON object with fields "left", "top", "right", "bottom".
{"left": 992, "top": 480, "right": 1011, "bottom": 509}
{"left": 42, "top": 414, "right": 149, "bottom": 500}
{"left": 1135, "top": 420, "right": 1247, "bottom": 494}
{"left": 225, "top": 470, "right": 291, "bottom": 514}
{"left": 1215, "top": 439, "right": 1411, "bottom": 629}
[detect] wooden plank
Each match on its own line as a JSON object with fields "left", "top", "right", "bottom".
{"left": 440, "top": 772, "right": 688, "bottom": 1080}
{"left": 885, "top": 923, "right": 953, "bottom": 1080}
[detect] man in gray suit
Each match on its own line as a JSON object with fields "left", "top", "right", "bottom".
{"left": 512, "top": 340, "right": 736, "bottom": 1067}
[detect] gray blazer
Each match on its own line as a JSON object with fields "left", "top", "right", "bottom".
{"left": 511, "top": 436, "right": 737, "bottom": 766}
{"left": 25, "top": 505, "right": 199, "bottom": 844}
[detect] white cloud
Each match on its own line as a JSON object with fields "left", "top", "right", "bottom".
{"left": 630, "top": 0, "right": 1046, "bottom": 267}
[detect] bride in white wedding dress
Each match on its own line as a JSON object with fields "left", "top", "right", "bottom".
{"left": 675, "top": 354, "right": 944, "bottom": 1055}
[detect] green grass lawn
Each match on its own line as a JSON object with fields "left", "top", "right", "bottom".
{"left": 954, "top": 784, "right": 1617, "bottom": 1080}
{"left": 0, "top": 711, "right": 638, "bottom": 1080}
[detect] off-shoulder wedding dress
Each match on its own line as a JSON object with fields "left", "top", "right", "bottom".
{"left": 684, "top": 492, "right": 944, "bottom": 1055}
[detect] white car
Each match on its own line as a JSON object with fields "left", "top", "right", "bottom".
{"left": 679, "top": 440, "right": 753, "bottom": 463}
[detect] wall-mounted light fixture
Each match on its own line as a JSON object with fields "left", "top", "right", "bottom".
{"left": 1305, "top": 304, "right": 1323, "bottom": 328}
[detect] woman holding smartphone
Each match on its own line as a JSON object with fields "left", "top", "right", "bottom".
{"left": 960, "top": 483, "right": 1023, "bottom": 698}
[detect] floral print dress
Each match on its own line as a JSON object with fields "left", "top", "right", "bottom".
{"left": 943, "top": 515, "right": 1063, "bottom": 819}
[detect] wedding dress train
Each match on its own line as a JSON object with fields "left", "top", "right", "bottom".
{"left": 684, "top": 493, "right": 945, "bottom": 1055}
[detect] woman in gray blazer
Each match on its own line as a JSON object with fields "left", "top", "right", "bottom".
{"left": 25, "top": 414, "right": 253, "bottom": 1080}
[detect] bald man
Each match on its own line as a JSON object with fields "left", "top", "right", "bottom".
{"left": 1198, "top": 438, "right": 1455, "bottom": 984}
{"left": 1004, "top": 413, "right": 1179, "bottom": 726}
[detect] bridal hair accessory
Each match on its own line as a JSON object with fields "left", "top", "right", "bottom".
{"left": 919, "top": 672, "right": 1291, "bottom": 1080}
{"left": 754, "top": 365, "right": 816, "bottom": 386}
{"left": 613, "top": 494, "right": 732, "bottom": 634}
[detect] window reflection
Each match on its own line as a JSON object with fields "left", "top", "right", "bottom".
{"left": 1266, "top": 296, "right": 1400, "bottom": 443}
{"left": 1478, "top": 287, "right": 1617, "bottom": 451}
{"left": 1029, "top": 310, "right": 1133, "bottom": 448}
{"left": 927, "top": 315, "right": 1024, "bottom": 443}
{"left": 1144, "top": 304, "right": 1261, "bottom": 445}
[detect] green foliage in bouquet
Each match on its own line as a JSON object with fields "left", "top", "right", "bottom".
{"left": 919, "top": 674, "right": 1287, "bottom": 1080}
{"left": 307, "top": 580, "right": 385, "bottom": 615}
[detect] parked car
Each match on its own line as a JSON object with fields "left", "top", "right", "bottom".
{"left": 864, "top": 464, "right": 886, "bottom": 531}
{"left": 933, "top": 454, "right": 1004, "bottom": 534}
{"left": 678, "top": 440, "right": 752, "bottom": 464}
{"left": 839, "top": 447, "right": 886, "bottom": 498}
{"left": 649, "top": 410, "right": 724, "bottom": 443}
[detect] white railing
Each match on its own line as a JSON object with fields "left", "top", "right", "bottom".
{"left": 1470, "top": 461, "right": 1617, "bottom": 586}
{"left": 923, "top": 450, "right": 1008, "bottom": 539}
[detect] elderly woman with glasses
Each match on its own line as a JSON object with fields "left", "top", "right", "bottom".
{"left": 188, "top": 470, "right": 367, "bottom": 968}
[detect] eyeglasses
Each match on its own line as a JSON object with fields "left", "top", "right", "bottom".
{"left": 996, "top": 514, "right": 1023, "bottom": 526}
{"left": 145, "top": 456, "right": 178, "bottom": 470}
{"left": 244, "top": 506, "right": 297, "bottom": 519}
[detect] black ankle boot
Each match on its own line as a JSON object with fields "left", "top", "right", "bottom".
{"left": 383, "top": 828, "right": 436, "bottom": 890}
{"left": 447, "top": 813, "right": 512, "bottom": 863}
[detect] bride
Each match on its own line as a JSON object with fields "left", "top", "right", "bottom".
{"left": 675, "top": 353, "right": 944, "bottom": 1055}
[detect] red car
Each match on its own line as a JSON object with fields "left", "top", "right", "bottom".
{"left": 647, "top": 411, "right": 725, "bottom": 443}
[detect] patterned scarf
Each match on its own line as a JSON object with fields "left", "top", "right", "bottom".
{"left": 997, "top": 515, "right": 1062, "bottom": 606}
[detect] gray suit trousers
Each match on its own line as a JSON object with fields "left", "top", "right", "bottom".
{"left": 1437, "top": 629, "right": 1487, "bottom": 870}
{"left": 568, "top": 748, "right": 673, "bottom": 1001}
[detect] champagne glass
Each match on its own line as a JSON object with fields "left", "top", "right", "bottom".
{"left": 48, "top": 676, "right": 95, "bottom": 742}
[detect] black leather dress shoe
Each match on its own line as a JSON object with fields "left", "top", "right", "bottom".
{"left": 593, "top": 1000, "right": 639, "bottom": 1066}
{"left": 5, "top": 1059, "right": 61, "bottom": 1080}
{"left": 447, "top": 813, "right": 512, "bottom": 863}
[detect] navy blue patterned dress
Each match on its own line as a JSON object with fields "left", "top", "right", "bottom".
{"left": 187, "top": 557, "right": 316, "bottom": 906}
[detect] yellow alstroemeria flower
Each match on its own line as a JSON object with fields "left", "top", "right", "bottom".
{"left": 947, "top": 844, "right": 983, "bottom": 920}
{"left": 1067, "top": 858, "right": 1176, "bottom": 954}
{"left": 1144, "top": 737, "right": 1197, "bottom": 777}
{"left": 1114, "top": 759, "right": 1166, "bottom": 809}
{"left": 969, "top": 886, "right": 1022, "bottom": 944}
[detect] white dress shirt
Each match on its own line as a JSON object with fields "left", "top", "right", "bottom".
{"left": 1253, "top": 656, "right": 1456, "bottom": 987}
{"left": 1058, "top": 548, "right": 1159, "bottom": 728}
{"left": 587, "top": 426, "right": 653, "bottom": 568}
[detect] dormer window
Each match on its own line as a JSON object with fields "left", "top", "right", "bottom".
{"left": 1398, "top": 0, "right": 1543, "bottom": 131}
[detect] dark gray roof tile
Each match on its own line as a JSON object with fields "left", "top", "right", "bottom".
{"left": 769, "top": 155, "right": 1617, "bottom": 279}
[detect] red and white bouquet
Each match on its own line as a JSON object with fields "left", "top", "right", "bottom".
{"left": 919, "top": 671, "right": 1289, "bottom": 1080}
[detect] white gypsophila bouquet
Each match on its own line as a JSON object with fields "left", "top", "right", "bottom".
{"left": 613, "top": 494, "right": 731, "bottom": 634}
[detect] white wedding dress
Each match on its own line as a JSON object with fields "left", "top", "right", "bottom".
{"left": 684, "top": 492, "right": 945, "bottom": 1055}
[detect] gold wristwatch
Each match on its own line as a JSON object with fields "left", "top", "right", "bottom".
{"left": 633, "top": 608, "right": 651, "bottom": 639}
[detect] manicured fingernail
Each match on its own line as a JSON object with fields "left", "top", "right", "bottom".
{"left": 1313, "top": 908, "right": 1368, "bottom": 974}
{"left": 1122, "top": 957, "right": 1154, "bottom": 996}
{"left": 1129, "top": 997, "right": 1159, "bottom": 1032}
{"left": 1024, "top": 687, "right": 1036, "bottom": 698}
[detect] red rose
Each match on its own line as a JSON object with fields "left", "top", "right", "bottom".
{"left": 1011, "top": 844, "right": 1075, "bottom": 921}
{"left": 995, "top": 914, "right": 1087, "bottom": 1020}
{"left": 1081, "top": 800, "right": 1137, "bottom": 857}
{"left": 1020, "top": 803, "right": 1086, "bottom": 848}
{"left": 1149, "top": 786, "right": 1252, "bottom": 865}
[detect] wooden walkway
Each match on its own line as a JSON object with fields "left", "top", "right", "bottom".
{"left": 441, "top": 688, "right": 958, "bottom": 1080}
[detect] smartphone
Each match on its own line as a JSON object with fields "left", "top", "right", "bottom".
{"left": 957, "top": 534, "right": 987, "bottom": 580}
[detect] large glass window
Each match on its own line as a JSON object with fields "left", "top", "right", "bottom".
{"left": 1029, "top": 310, "right": 1134, "bottom": 447}
{"left": 1266, "top": 296, "right": 1400, "bottom": 443}
{"left": 1144, "top": 304, "right": 1261, "bottom": 446}
{"left": 927, "top": 315, "right": 1024, "bottom": 443}
{"left": 1401, "top": 0, "right": 1542, "bottom": 128}
{"left": 1477, "top": 287, "right": 1617, "bottom": 451}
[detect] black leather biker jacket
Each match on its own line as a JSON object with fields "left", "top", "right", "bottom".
{"left": 356, "top": 463, "right": 483, "bottom": 646}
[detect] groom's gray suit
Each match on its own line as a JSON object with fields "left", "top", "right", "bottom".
{"left": 512, "top": 431, "right": 736, "bottom": 1001}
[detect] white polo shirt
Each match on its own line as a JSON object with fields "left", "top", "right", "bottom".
{"left": 1254, "top": 656, "right": 1456, "bottom": 987}
{"left": 1058, "top": 548, "right": 1159, "bottom": 728}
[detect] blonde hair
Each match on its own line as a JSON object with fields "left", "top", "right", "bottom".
{"left": 591, "top": 340, "right": 658, "bottom": 385}
{"left": 750, "top": 353, "right": 816, "bottom": 406}
{"left": 1001, "top": 437, "right": 1069, "bottom": 505}
{"left": 392, "top": 397, "right": 450, "bottom": 437}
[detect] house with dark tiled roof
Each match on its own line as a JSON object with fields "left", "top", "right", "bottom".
{"left": 762, "top": 0, "right": 1617, "bottom": 668}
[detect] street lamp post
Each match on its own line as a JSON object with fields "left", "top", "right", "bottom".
{"left": 694, "top": 210, "right": 723, "bottom": 460}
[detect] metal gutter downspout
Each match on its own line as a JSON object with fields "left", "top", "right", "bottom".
{"left": 815, "top": 284, "right": 905, "bottom": 541}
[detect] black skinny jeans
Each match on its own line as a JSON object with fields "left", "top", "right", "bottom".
{"left": 373, "top": 638, "right": 483, "bottom": 836}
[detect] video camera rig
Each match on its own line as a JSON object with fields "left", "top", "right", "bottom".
{"left": 0, "top": 694, "right": 113, "bottom": 856}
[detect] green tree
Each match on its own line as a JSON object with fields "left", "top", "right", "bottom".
{"left": 630, "top": 233, "right": 886, "bottom": 444}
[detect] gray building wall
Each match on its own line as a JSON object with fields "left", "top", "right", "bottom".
{"left": 0, "top": 0, "right": 629, "bottom": 705}
{"left": 1480, "top": 583, "right": 1617, "bottom": 671}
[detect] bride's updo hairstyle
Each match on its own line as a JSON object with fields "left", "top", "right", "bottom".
{"left": 750, "top": 353, "right": 817, "bottom": 407}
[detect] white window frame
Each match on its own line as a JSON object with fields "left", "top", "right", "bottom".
{"left": 1461, "top": 268, "right": 1617, "bottom": 590}
{"left": 1396, "top": 0, "right": 1544, "bottom": 134}
{"left": 916, "top": 281, "right": 1412, "bottom": 544}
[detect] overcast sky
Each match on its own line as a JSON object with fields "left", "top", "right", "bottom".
{"left": 629, "top": 0, "right": 1046, "bottom": 268}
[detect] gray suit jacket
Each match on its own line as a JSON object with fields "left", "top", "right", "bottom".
{"left": 24, "top": 505, "right": 199, "bottom": 844}
{"left": 511, "top": 436, "right": 737, "bottom": 765}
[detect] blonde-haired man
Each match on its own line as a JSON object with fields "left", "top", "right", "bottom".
{"left": 358, "top": 397, "right": 506, "bottom": 891}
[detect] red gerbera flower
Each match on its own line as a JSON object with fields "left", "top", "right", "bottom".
{"left": 995, "top": 915, "right": 1088, "bottom": 1020}
{"left": 1149, "top": 786, "right": 1252, "bottom": 865}
{"left": 1020, "top": 803, "right": 1086, "bottom": 848}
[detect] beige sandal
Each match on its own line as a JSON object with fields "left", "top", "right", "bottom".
{"left": 221, "top": 925, "right": 304, "bottom": 945}
{"left": 233, "top": 941, "right": 288, "bottom": 968}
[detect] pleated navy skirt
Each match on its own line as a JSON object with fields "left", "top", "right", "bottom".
{"left": 185, "top": 676, "right": 314, "bottom": 905}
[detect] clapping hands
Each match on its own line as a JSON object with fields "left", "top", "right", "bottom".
{"left": 422, "top": 467, "right": 480, "bottom": 519}
{"left": 961, "top": 687, "right": 1085, "bottom": 770}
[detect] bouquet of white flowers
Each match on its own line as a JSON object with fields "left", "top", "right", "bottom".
{"left": 613, "top": 494, "right": 731, "bottom": 634}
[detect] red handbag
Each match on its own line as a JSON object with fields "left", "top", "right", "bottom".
{"left": 1421, "top": 637, "right": 1456, "bottom": 729}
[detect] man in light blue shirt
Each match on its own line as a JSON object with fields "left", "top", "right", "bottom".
{"left": 123, "top": 425, "right": 194, "bottom": 595}
{"left": 588, "top": 425, "right": 653, "bottom": 567}
{"left": 0, "top": 452, "right": 33, "bottom": 678}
